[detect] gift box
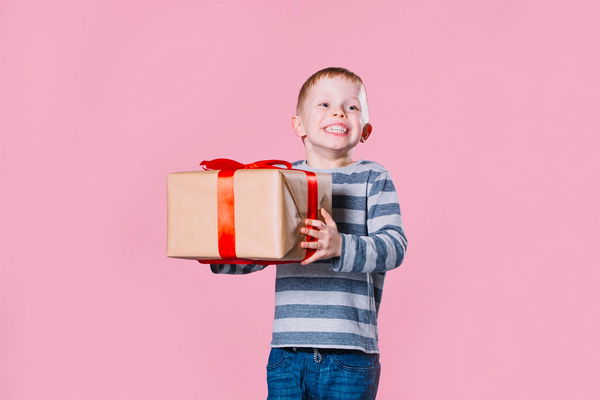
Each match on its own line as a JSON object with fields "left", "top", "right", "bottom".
{"left": 166, "top": 158, "right": 332, "bottom": 264}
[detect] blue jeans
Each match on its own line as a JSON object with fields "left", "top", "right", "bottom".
{"left": 266, "top": 347, "right": 381, "bottom": 400}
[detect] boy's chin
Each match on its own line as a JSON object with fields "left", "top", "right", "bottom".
{"left": 315, "top": 143, "right": 358, "bottom": 153}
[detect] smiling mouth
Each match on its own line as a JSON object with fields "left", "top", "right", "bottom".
{"left": 322, "top": 127, "right": 349, "bottom": 136}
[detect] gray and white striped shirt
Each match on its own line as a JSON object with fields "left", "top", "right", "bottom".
{"left": 210, "top": 159, "right": 408, "bottom": 353}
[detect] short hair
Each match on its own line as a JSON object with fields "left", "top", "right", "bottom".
{"left": 295, "top": 67, "right": 368, "bottom": 118}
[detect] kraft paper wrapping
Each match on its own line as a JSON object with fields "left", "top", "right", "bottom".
{"left": 167, "top": 168, "right": 332, "bottom": 261}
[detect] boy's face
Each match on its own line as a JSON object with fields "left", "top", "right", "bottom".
{"left": 292, "top": 76, "right": 371, "bottom": 157}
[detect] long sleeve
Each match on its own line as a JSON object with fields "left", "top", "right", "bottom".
{"left": 209, "top": 263, "right": 268, "bottom": 274}
{"left": 330, "top": 170, "right": 408, "bottom": 273}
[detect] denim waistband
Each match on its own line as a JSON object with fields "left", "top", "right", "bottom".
{"left": 280, "top": 346, "right": 375, "bottom": 355}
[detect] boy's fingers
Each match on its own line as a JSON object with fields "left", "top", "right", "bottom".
{"left": 305, "top": 218, "right": 324, "bottom": 229}
{"left": 301, "top": 228, "right": 320, "bottom": 238}
{"left": 301, "top": 240, "right": 319, "bottom": 249}
{"left": 320, "top": 209, "right": 336, "bottom": 226}
{"left": 301, "top": 252, "right": 320, "bottom": 265}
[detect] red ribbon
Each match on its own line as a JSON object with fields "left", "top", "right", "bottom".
{"left": 196, "top": 158, "right": 319, "bottom": 265}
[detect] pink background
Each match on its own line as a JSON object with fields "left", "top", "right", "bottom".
{"left": 1, "top": 1, "right": 599, "bottom": 399}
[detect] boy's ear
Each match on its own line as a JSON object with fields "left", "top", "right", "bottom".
{"left": 361, "top": 123, "right": 372, "bottom": 142}
{"left": 291, "top": 115, "right": 307, "bottom": 139}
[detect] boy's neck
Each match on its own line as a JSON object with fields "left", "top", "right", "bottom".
{"left": 305, "top": 155, "right": 357, "bottom": 170}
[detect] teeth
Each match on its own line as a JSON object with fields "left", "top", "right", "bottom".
{"left": 324, "top": 126, "right": 348, "bottom": 133}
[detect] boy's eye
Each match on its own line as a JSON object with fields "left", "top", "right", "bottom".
{"left": 318, "top": 103, "right": 359, "bottom": 111}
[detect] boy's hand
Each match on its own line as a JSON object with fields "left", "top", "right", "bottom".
{"left": 299, "top": 208, "right": 342, "bottom": 265}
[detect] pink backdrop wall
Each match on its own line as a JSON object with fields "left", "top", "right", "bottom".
{"left": 1, "top": 1, "right": 599, "bottom": 399}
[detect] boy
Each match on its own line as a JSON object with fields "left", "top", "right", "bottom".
{"left": 210, "top": 67, "right": 408, "bottom": 400}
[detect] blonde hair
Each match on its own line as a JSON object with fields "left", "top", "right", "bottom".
{"left": 295, "top": 67, "right": 368, "bottom": 118}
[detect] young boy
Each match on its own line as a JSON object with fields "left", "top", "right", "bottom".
{"left": 210, "top": 67, "right": 408, "bottom": 400}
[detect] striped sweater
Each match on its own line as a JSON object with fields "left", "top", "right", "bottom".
{"left": 210, "top": 159, "right": 408, "bottom": 353}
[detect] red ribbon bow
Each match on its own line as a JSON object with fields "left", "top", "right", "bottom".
{"left": 199, "top": 158, "right": 293, "bottom": 171}
{"left": 196, "top": 158, "right": 319, "bottom": 265}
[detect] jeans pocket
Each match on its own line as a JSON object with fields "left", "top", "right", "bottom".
{"left": 266, "top": 347, "right": 288, "bottom": 370}
{"left": 331, "top": 350, "right": 380, "bottom": 372}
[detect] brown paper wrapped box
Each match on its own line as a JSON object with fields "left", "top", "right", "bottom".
{"left": 167, "top": 167, "right": 332, "bottom": 262}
